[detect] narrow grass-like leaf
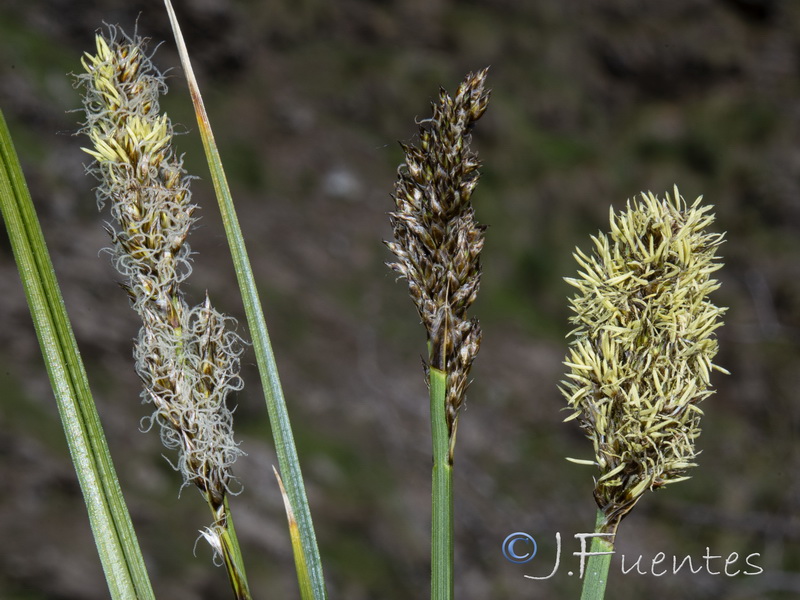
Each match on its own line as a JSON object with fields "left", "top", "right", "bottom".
{"left": 0, "top": 109, "right": 155, "bottom": 600}
{"left": 163, "top": 2, "right": 327, "bottom": 597}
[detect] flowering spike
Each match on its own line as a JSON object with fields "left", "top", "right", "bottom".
{"left": 387, "top": 68, "right": 490, "bottom": 436}
{"left": 561, "top": 188, "right": 727, "bottom": 534}
{"left": 75, "top": 27, "right": 244, "bottom": 511}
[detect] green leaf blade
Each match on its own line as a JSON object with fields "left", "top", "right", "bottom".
{"left": 163, "top": 2, "right": 328, "bottom": 598}
{"left": 0, "top": 109, "right": 155, "bottom": 600}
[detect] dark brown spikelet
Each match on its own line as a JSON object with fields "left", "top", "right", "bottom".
{"left": 386, "top": 68, "right": 490, "bottom": 435}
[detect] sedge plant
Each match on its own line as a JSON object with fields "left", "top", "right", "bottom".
{"left": 3, "top": 1, "right": 337, "bottom": 594}
{"left": 561, "top": 187, "right": 728, "bottom": 600}
{"left": 386, "top": 68, "right": 490, "bottom": 600}
{"left": 69, "top": 5, "right": 327, "bottom": 597}
{"left": 2, "top": 4, "right": 736, "bottom": 598}
{"left": 75, "top": 28, "right": 252, "bottom": 599}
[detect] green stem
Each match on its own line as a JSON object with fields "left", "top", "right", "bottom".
{"left": 579, "top": 509, "right": 615, "bottom": 600}
{"left": 220, "top": 498, "right": 252, "bottom": 600}
{"left": 218, "top": 525, "right": 252, "bottom": 600}
{"left": 203, "top": 498, "right": 251, "bottom": 600}
{"left": 429, "top": 367, "right": 453, "bottom": 600}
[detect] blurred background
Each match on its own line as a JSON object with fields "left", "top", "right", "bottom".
{"left": 1, "top": 0, "right": 798, "bottom": 598}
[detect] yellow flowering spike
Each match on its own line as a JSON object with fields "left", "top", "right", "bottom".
{"left": 561, "top": 187, "right": 727, "bottom": 534}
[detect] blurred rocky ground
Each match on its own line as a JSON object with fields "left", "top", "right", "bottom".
{"left": 1, "top": 0, "right": 799, "bottom": 598}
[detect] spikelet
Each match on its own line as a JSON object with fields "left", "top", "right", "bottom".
{"left": 561, "top": 187, "right": 727, "bottom": 533}
{"left": 386, "top": 69, "right": 490, "bottom": 437}
{"left": 75, "top": 28, "right": 243, "bottom": 511}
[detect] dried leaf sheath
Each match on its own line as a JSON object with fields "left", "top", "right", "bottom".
{"left": 387, "top": 69, "right": 490, "bottom": 436}
{"left": 561, "top": 187, "right": 727, "bottom": 533}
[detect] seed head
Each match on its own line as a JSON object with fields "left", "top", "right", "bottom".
{"left": 387, "top": 68, "right": 490, "bottom": 435}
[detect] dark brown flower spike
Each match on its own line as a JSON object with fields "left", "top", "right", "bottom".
{"left": 386, "top": 68, "right": 490, "bottom": 439}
